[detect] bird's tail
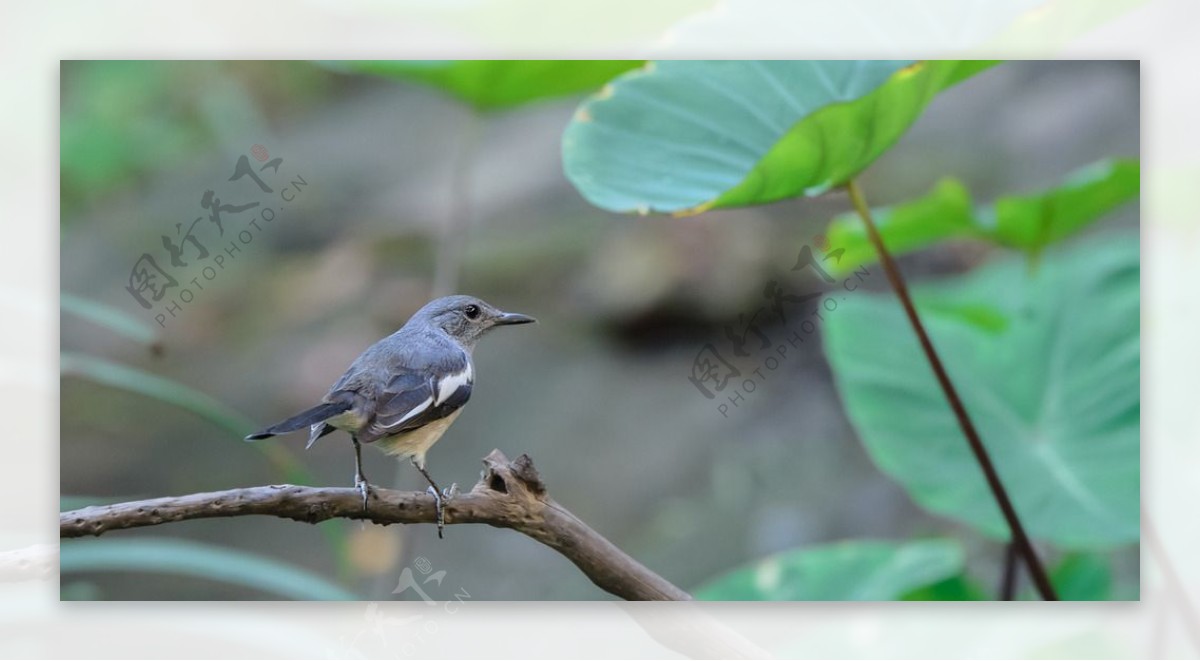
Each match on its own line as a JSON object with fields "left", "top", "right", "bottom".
{"left": 244, "top": 401, "right": 352, "bottom": 441}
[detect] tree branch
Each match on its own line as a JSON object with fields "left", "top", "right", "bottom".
{"left": 60, "top": 450, "right": 691, "bottom": 602}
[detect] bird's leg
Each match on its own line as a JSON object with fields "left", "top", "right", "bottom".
{"left": 352, "top": 435, "right": 371, "bottom": 513}
{"left": 412, "top": 459, "right": 450, "bottom": 539}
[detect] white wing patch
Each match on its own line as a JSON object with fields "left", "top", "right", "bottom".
{"left": 375, "top": 359, "right": 472, "bottom": 433}
{"left": 436, "top": 363, "right": 473, "bottom": 405}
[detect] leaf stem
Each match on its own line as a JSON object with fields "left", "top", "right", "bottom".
{"left": 845, "top": 178, "right": 1058, "bottom": 601}
{"left": 999, "top": 541, "right": 1020, "bottom": 600}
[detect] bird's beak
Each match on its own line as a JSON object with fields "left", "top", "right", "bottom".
{"left": 494, "top": 311, "right": 537, "bottom": 326}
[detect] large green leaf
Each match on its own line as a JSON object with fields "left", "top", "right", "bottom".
{"left": 327, "top": 60, "right": 641, "bottom": 111}
{"left": 563, "top": 60, "right": 995, "bottom": 214}
{"left": 823, "top": 233, "right": 1139, "bottom": 548}
{"left": 693, "top": 539, "right": 963, "bottom": 601}
{"left": 60, "top": 538, "right": 357, "bottom": 600}
{"left": 901, "top": 573, "right": 990, "bottom": 601}
{"left": 825, "top": 158, "right": 1140, "bottom": 272}
{"left": 1050, "top": 553, "right": 1113, "bottom": 601}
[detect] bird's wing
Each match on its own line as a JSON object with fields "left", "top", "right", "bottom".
{"left": 360, "top": 356, "right": 473, "bottom": 443}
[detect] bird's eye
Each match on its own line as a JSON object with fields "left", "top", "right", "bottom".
{"left": 464, "top": 304, "right": 481, "bottom": 320}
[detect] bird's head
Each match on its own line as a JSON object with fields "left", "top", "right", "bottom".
{"left": 413, "top": 295, "right": 536, "bottom": 346}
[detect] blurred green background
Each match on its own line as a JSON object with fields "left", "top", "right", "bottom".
{"left": 59, "top": 60, "right": 1139, "bottom": 600}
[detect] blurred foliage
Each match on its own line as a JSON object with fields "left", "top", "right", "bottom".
{"left": 61, "top": 62, "right": 205, "bottom": 215}
{"left": 326, "top": 60, "right": 641, "bottom": 111}
{"left": 60, "top": 61, "right": 335, "bottom": 216}
{"left": 60, "top": 581, "right": 104, "bottom": 601}
{"left": 59, "top": 352, "right": 288, "bottom": 466}
{"left": 825, "top": 158, "right": 1140, "bottom": 272}
{"left": 901, "top": 573, "right": 990, "bottom": 601}
{"left": 59, "top": 538, "right": 357, "bottom": 600}
{"left": 61, "top": 292, "right": 161, "bottom": 352}
{"left": 60, "top": 60, "right": 1139, "bottom": 600}
{"left": 693, "top": 539, "right": 963, "bottom": 600}
{"left": 1049, "top": 552, "right": 1113, "bottom": 601}
{"left": 824, "top": 234, "right": 1139, "bottom": 548}
{"left": 563, "top": 60, "right": 994, "bottom": 214}
{"left": 60, "top": 348, "right": 353, "bottom": 583}
{"left": 563, "top": 59, "right": 1138, "bottom": 600}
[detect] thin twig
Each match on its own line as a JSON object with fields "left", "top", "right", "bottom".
{"left": 845, "top": 178, "right": 1058, "bottom": 601}
{"left": 60, "top": 450, "right": 690, "bottom": 602}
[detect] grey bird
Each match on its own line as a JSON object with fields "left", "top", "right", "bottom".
{"left": 246, "top": 295, "right": 536, "bottom": 537}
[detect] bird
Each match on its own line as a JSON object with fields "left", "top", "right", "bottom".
{"left": 245, "top": 295, "right": 536, "bottom": 537}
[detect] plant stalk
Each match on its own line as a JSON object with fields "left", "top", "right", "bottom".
{"left": 999, "top": 541, "right": 1020, "bottom": 600}
{"left": 845, "top": 178, "right": 1058, "bottom": 601}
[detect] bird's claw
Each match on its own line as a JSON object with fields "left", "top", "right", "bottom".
{"left": 443, "top": 482, "right": 459, "bottom": 500}
{"left": 425, "top": 485, "right": 447, "bottom": 539}
{"left": 354, "top": 474, "right": 372, "bottom": 513}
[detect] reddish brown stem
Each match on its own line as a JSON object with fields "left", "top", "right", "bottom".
{"left": 999, "top": 541, "right": 1020, "bottom": 600}
{"left": 846, "top": 179, "right": 1058, "bottom": 601}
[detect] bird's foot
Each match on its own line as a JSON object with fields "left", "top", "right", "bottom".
{"left": 443, "top": 482, "right": 459, "bottom": 501}
{"left": 354, "top": 473, "right": 372, "bottom": 514}
{"left": 425, "top": 485, "right": 447, "bottom": 539}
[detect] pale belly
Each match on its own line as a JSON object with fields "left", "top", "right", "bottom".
{"left": 373, "top": 409, "right": 462, "bottom": 465}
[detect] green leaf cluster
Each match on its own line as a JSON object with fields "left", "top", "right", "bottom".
{"left": 694, "top": 539, "right": 963, "bottom": 600}
{"left": 560, "top": 59, "right": 1139, "bottom": 600}
{"left": 825, "top": 158, "right": 1140, "bottom": 272}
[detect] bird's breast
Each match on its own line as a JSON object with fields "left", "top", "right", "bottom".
{"left": 374, "top": 409, "right": 463, "bottom": 460}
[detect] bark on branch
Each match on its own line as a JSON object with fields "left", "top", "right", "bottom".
{"left": 59, "top": 450, "right": 691, "bottom": 602}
